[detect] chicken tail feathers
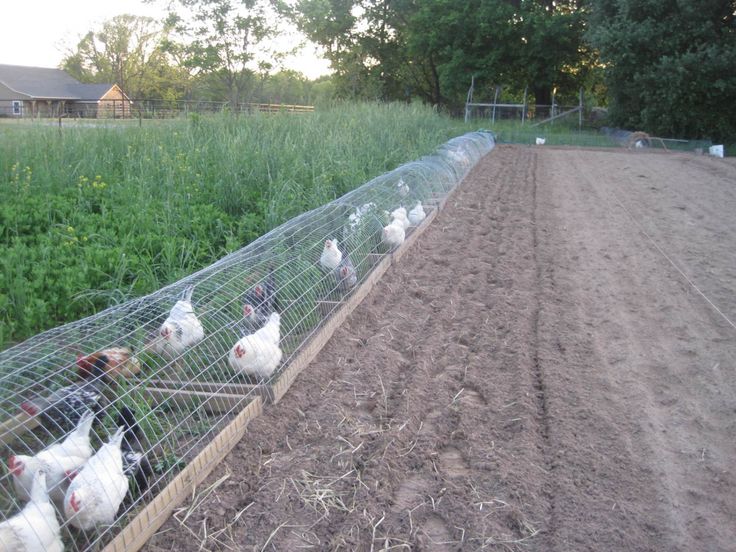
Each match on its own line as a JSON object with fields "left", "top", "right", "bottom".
{"left": 74, "top": 409, "right": 96, "bottom": 437}
{"left": 180, "top": 284, "right": 195, "bottom": 304}
{"left": 109, "top": 426, "right": 126, "bottom": 448}
{"left": 267, "top": 266, "right": 279, "bottom": 312}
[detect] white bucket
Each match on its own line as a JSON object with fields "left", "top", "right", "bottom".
{"left": 709, "top": 145, "right": 724, "bottom": 158}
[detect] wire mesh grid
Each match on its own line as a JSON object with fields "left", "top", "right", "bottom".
{"left": 0, "top": 130, "right": 495, "bottom": 551}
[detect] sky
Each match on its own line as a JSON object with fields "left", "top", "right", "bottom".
{"left": 0, "top": 0, "right": 332, "bottom": 80}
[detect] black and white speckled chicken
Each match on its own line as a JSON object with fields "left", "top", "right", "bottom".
{"left": 240, "top": 268, "right": 278, "bottom": 332}
{"left": 334, "top": 253, "right": 357, "bottom": 292}
{"left": 20, "top": 356, "right": 110, "bottom": 433}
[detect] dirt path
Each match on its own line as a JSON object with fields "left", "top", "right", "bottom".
{"left": 145, "top": 145, "right": 736, "bottom": 551}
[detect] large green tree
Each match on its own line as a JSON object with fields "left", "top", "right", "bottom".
{"left": 62, "top": 15, "right": 189, "bottom": 99}
{"left": 588, "top": 0, "right": 736, "bottom": 140}
{"left": 290, "top": 0, "right": 589, "bottom": 106}
{"left": 165, "top": 0, "right": 279, "bottom": 108}
{"left": 290, "top": 0, "right": 408, "bottom": 100}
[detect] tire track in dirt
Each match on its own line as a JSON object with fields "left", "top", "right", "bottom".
{"left": 528, "top": 147, "right": 558, "bottom": 544}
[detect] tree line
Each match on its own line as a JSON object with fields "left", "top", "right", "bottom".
{"left": 62, "top": 0, "right": 736, "bottom": 140}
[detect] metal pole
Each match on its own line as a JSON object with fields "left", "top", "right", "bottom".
{"left": 579, "top": 87, "right": 583, "bottom": 131}
{"left": 465, "top": 75, "right": 475, "bottom": 124}
{"left": 492, "top": 86, "right": 500, "bottom": 124}
{"left": 521, "top": 86, "right": 528, "bottom": 125}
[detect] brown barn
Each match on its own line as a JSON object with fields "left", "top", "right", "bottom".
{"left": 0, "top": 64, "right": 132, "bottom": 118}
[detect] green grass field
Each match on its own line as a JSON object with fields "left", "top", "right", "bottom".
{"left": 0, "top": 103, "right": 474, "bottom": 349}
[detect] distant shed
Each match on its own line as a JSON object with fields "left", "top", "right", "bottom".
{"left": 0, "top": 64, "right": 132, "bottom": 118}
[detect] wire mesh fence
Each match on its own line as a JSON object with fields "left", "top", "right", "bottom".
{"left": 0, "top": 130, "right": 495, "bottom": 551}
{"left": 0, "top": 99, "right": 314, "bottom": 120}
{"left": 600, "top": 127, "right": 712, "bottom": 153}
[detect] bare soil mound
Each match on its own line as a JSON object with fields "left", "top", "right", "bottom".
{"left": 145, "top": 145, "right": 736, "bottom": 551}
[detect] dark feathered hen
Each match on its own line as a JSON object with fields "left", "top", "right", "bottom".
{"left": 240, "top": 267, "right": 278, "bottom": 333}
{"left": 20, "top": 356, "right": 111, "bottom": 432}
{"left": 334, "top": 253, "right": 358, "bottom": 292}
{"left": 116, "top": 406, "right": 153, "bottom": 496}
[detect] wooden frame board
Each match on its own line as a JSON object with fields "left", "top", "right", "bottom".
{"left": 144, "top": 387, "right": 248, "bottom": 415}
{"left": 0, "top": 411, "right": 40, "bottom": 446}
{"left": 148, "top": 378, "right": 256, "bottom": 396}
{"left": 101, "top": 395, "right": 263, "bottom": 552}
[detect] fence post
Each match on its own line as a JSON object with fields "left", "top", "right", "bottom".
{"left": 521, "top": 86, "right": 528, "bottom": 125}
{"left": 464, "top": 75, "right": 475, "bottom": 124}
{"left": 579, "top": 87, "right": 583, "bottom": 131}
{"left": 492, "top": 85, "right": 500, "bottom": 124}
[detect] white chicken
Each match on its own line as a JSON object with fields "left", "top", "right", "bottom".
{"left": 0, "top": 471, "right": 63, "bottom": 552}
{"left": 10, "top": 409, "right": 95, "bottom": 504}
{"left": 390, "top": 207, "right": 410, "bottom": 230}
{"left": 64, "top": 427, "right": 128, "bottom": 530}
{"left": 319, "top": 239, "right": 342, "bottom": 271}
{"left": 396, "top": 178, "right": 410, "bottom": 197}
{"left": 149, "top": 284, "right": 204, "bottom": 362}
{"left": 228, "top": 312, "right": 283, "bottom": 379}
{"left": 408, "top": 202, "right": 426, "bottom": 226}
{"left": 448, "top": 148, "right": 470, "bottom": 167}
{"left": 382, "top": 220, "right": 406, "bottom": 248}
{"left": 343, "top": 203, "right": 379, "bottom": 242}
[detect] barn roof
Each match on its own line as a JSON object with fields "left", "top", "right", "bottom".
{"left": 0, "top": 64, "right": 117, "bottom": 100}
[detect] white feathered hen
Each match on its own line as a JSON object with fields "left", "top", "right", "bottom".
{"left": 390, "top": 207, "right": 410, "bottom": 230}
{"left": 343, "top": 202, "right": 377, "bottom": 240}
{"left": 382, "top": 220, "right": 406, "bottom": 248}
{"left": 0, "top": 471, "right": 63, "bottom": 552}
{"left": 149, "top": 284, "right": 204, "bottom": 361}
{"left": 396, "top": 178, "right": 410, "bottom": 197}
{"left": 228, "top": 312, "right": 283, "bottom": 379}
{"left": 9, "top": 409, "right": 95, "bottom": 504}
{"left": 64, "top": 427, "right": 128, "bottom": 530}
{"left": 408, "top": 202, "right": 426, "bottom": 226}
{"left": 320, "top": 239, "right": 342, "bottom": 271}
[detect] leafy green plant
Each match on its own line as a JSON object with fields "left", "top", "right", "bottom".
{"left": 0, "top": 103, "right": 474, "bottom": 350}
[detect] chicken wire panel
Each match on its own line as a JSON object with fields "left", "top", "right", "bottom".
{"left": 0, "top": 130, "right": 494, "bottom": 552}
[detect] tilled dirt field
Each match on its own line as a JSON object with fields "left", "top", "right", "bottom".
{"left": 145, "top": 145, "right": 736, "bottom": 551}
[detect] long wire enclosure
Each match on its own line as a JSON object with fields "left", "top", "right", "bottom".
{"left": 0, "top": 130, "right": 495, "bottom": 551}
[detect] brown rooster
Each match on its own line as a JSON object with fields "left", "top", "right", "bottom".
{"left": 76, "top": 347, "right": 141, "bottom": 379}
